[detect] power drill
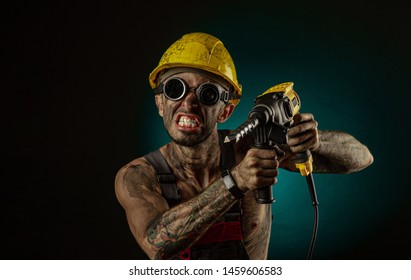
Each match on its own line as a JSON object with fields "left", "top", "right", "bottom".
{"left": 224, "top": 82, "right": 316, "bottom": 204}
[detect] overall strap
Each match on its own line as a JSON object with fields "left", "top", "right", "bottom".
{"left": 144, "top": 149, "right": 181, "bottom": 207}
{"left": 218, "top": 129, "right": 236, "bottom": 171}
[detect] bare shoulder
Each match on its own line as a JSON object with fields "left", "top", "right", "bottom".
{"left": 115, "top": 157, "right": 154, "bottom": 190}
{"left": 114, "top": 156, "right": 167, "bottom": 211}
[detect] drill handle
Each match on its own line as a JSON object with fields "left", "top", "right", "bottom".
{"left": 253, "top": 126, "right": 276, "bottom": 204}
{"left": 257, "top": 185, "right": 275, "bottom": 204}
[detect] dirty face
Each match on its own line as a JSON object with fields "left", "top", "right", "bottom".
{"left": 155, "top": 72, "right": 233, "bottom": 147}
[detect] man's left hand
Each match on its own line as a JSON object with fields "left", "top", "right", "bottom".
{"left": 287, "top": 113, "right": 319, "bottom": 153}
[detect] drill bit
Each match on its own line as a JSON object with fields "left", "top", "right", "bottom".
{"left": 224, "top": 117, "right": 260, "bottom": 143}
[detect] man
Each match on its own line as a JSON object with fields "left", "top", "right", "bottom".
{"left": 115, "top": 32, "right": 373, "bottom": 260}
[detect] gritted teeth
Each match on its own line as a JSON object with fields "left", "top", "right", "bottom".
{"left": 178, "top": 115, "right": 199, "bottom": 128}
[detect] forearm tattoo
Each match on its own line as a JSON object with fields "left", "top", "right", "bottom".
{"left": 146, "top": 180, "right": 235, "bottom": 259}
{"left": 313, "top": 130, "right": 373, "bottom": 173}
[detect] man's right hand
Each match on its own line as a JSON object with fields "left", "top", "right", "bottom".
{"left": 230, "top": 148, "right": 279, "bottom": 193}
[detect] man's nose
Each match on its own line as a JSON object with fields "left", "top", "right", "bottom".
{"left": 182, "top": 90, "right": 200, "bottom": 108}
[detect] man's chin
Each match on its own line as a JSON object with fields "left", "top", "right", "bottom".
{"left": 168, "top": 130, "right": 212, "bottom": 147}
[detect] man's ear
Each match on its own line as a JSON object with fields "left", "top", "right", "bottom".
{"left": 217, "top": 103, "right": 235, "bottom": 123}
{"left": 155, "top": 94, "right": 164, "bottom": 117}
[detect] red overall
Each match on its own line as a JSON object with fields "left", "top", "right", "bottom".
{"left": 175, "top": 211, "right": 248, "bottom": 260}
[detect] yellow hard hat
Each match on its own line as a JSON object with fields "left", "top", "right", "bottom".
{"left": 149, "top": 32, "right": 242, "bottom": 106}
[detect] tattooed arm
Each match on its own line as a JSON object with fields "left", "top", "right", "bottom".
{"left": 311, "top": 130, "right": 374, "bottom": 173}
{"left": 115, "top": 158, "right": 237, "bottom": 260}
{"left": 280, "top": 114, "right": 374, "bottom": 173}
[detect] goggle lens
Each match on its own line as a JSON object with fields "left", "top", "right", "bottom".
{"left": 164, "top": 78, "right": 186, "bottom": 100}
{"left": 198, "top": 84, "right": 219, "bottom": 105}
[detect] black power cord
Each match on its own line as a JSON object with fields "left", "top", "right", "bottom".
{"left": 305, "top": 173, "right": 319, "bottom": 260}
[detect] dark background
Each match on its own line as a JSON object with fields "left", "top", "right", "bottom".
{"left": 2, "top": 0, "right": 410, "bottom": 260}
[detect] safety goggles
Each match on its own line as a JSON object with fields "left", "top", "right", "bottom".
{"left": 154, "top": 78, "right": 231, "bottom": 105}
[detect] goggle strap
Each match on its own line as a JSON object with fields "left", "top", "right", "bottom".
{"left": 221, "top": 91, "right": 230, "bottom": 103}
{"left": 153, "top": 84, "right": 164, "bottom": 94}
{"left": 230, "top": 90, "right": 241, "bottom": 100}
